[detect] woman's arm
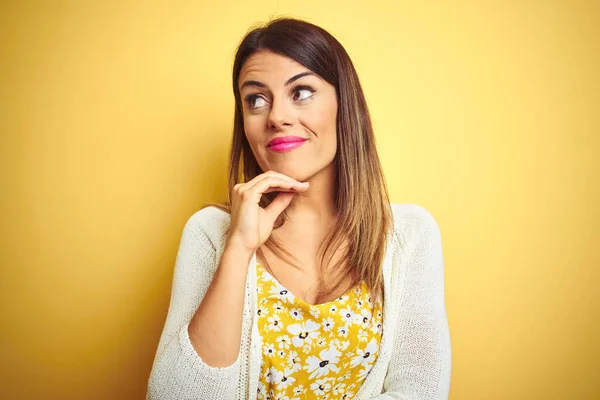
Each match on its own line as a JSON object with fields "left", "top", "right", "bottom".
{"left": 188, "top": 240, "right": 253, "bottom": 367}
{"left": 146, "top": 209, "right": 250, "bottom": 400}
{"left": 369, "top": 205, "right": 452, "bottom": 399}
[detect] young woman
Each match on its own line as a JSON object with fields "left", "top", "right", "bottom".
{"left": 147, "top": 17, "right": 451, "bottom": 400}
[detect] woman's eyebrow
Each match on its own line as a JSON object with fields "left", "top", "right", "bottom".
{"left": 284, "top": 71, "right": 315, "bottom": 86}
{"left": 240, "top": 71, "right": 316, "bottom": 90}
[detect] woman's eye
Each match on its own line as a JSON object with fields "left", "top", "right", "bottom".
{"left": 246, "top": 95, "right": 267, "bottom": 109}
{"left": 292, "top": 88, "right": 314, "bottom": 102}
{"left": 253, "top": 97, "right": 267, "bottom": 108}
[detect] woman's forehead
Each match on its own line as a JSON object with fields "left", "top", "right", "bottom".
{"left": 238, "top": 51, "right": 311, "bottom": 86}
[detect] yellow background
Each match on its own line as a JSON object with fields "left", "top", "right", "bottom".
{"left": 1, "top": 0, "right": 598, "bottom": 398}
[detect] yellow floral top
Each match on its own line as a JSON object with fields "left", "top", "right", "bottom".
{"left": 256, "top": 263, "right": 383, "bottom": 400}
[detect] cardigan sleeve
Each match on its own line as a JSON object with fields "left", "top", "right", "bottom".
{"left": 370, "top": 206, "right": 452, "bottom": 399}
{"left": 146, "top": 211, "right": 241, "bottom": 399}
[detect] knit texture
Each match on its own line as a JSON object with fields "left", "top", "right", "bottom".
{"left": 146, "top": 203, "right": 451, "bottom": 399}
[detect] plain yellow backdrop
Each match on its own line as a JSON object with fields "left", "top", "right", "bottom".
{"left": 1, "top": 0, "right": 598, "bottom": 398}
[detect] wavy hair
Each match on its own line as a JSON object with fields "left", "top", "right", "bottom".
{"left": 203, "top": 17, "right": 393, "bottom": 303}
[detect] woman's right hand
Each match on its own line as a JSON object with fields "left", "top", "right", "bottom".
{"left": 226, "top": 171, "right": 309, "bottom": 253}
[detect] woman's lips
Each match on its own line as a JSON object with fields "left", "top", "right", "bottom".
{"left": 267, "top": 139, "right": 307, "bottom": 153}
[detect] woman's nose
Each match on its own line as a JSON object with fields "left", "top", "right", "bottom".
{"left": 267, "top": 96, "right": 294, "bottom": 130}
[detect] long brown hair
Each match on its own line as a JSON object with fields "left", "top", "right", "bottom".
{"left": 203, "top": 17, "right": 393, "bottom": 304}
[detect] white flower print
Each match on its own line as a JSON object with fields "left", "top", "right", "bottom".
{"left": 349, "top": 337, "right": 379, "bottom": 369}
{"left": 268, "top": 315, "right": 283, "bottom": 331}
{"left": 265, "top": 366, "right": 283, "bottom": 384}
{"left": 289, "top": 307, "right": 303, "bottom": 320}
{"left": 332, "top": 382, "right": 347, "bottom": 395}
{"left": 358, "top": 329, "right": 368, "bottom": 342}
{"left": 287, "top": 320, "right": 320, "bottom": 348}
{"left": 352, "top": 313, "right": 364, "bottom": 326}
{"left": 287, "top": 350, "right": 302, "bottom": 372}
{"left": 278, "top": 367, "right": 297, "bottom": 390}
{"left": 293, "top": 384, "right": 305, "bottom": 395}
{"left": 256, "top": 262, "right": 382, "bottom": 400}
{"left": 305, "top": 345, "right": 342, "bottom": 379}
{"left": 340, "top": 371, "right": 351, "bottom": 381}
{"left": 287, "top": 350, "right": 299, "bottom": 364}
{"left": 276, "top": 334, "right": 291, "bottom": 350}
{"left": 354, "top": 308, "right": 371, "bottom": 326}
{"left": 356, "top": 365, "right": 371, "bottom": 379}
{"left": 339, "top": 307, "right": 355, "bottom": 325}
{"left": 310, "top": 381, "right": 331, "bottom": 396}
{"left": 370, "top": 321, "right": 382, "bottom": 335}
{"left": 257, "top": 380, "right": 266, "bottom": 399}
{"left": 270, "top": 284, "right": 294, "bottom": 303}
{"left": 322, "top": 317, "right": 335, "bottom": 332}
{"left": 257, "top": 301, "right": 270, "bottom": 317}
{"left": 335, "top": 339, "right": 350, "bottom": 351}
{"left": 354, "top": 297, "right": 364, "bottom": 309}
{"left": 263, "top": 343, "right": 276, "bottom": 358}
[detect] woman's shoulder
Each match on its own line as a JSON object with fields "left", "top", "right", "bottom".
{"left": 183, "top": 205, "right": 231, "bottom": 249}
{"left": 390, "top": 203, "right": 442, "bottom": 250}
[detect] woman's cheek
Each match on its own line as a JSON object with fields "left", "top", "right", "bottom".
{"left": 304, "top": 105, "right": 332, "bottom": 131}
{"left": 249, "top": 112, "right": 268, "bottom": 129}
{"left": 244, "top": 119, "right": 262, "bottom": 142}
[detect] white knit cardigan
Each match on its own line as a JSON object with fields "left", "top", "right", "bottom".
{"left": 147, "top": 203, "right": 451, "bottom": 399}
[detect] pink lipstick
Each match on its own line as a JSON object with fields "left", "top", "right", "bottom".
{"left": 267, "top": 136, "right": 308, "bottom": 153}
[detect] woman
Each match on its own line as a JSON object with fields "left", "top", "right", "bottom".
{"left": 147, "top": 17, "right": 451, "bottom": 400}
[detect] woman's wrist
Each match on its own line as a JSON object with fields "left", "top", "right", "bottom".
{"left": 220, "top": 240, "right": 255, "bottom": 271}
{"left": 224, "top": 236, "right": 256, "bottom": 258}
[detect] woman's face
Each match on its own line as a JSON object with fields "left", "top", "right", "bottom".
{"left": 237, "top": 50, "right": 338, "bottom": 182}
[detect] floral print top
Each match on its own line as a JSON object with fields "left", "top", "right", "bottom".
{"left": 256, "top": 263, "right": 383, "bottom": 400}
